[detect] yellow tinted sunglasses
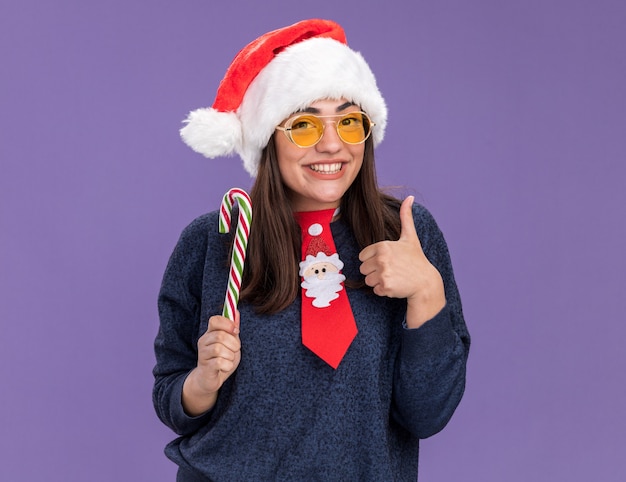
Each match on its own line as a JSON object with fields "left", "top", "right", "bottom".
{"left": 276, "top": 111, "right": 375, "bottom": 148}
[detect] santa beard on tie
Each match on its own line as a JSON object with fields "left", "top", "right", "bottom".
{"left": 299, "top": 251, "right": 347, "bottom": 308}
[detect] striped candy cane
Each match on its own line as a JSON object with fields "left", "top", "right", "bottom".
{"left": 219, "top": 188, "right": 253, "bottom": 321}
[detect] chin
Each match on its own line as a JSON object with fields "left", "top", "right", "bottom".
{"left": 312, "top": 191, "right": 345, "bottom": 206}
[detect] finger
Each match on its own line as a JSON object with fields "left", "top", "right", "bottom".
{"left": 233, "top": 309, "right": 241, "bottom": 335}
{"left": 363, "top": 271, "right": 380, "bottom": 290}
{"left": 399, "top": 196, "right": 418, "bottom": 241}
{"left": 358, "top": 243, "right": 377, "bottom": 262}
{"left": 198, "top": 328, "right": 241, "bottom": 361}
{"left": 198, "top": 329, "right": 240, "bottom": 353}
{"left": 208, "top": 314, "right": 239, "bottom": 335}
{"left": 201, "top": 341, "right": 238, "bottom": 361}
{"left": 360, "top": 237, "right": 395, "bottom": 262}
{"left": 359, "top": 257, "right": 375, "bottom": 276}
{"left": 198, "top": 352, "right": 238, "bottom": 378}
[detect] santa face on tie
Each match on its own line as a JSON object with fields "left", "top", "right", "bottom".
{"left": 299, "top": 252, "right": 346, "bottom": 308}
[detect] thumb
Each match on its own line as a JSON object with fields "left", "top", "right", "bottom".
{"left": 399, "top": 196, "right": 418, "bottom": 241}
{"left": 233, "top": 309, "right": 241, "bottom": 335}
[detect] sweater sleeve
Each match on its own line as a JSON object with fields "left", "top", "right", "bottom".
{"left": 152, "top": 214, "right": 215, "bottom": 436}
{"left": 392, "top": 205, "right": 470, "bottom": 439}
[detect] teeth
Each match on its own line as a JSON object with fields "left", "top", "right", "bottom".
{"left": 309, "top": 163, "right": 342, "bottom": 174}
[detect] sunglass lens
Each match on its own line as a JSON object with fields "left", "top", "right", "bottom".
{"left": 289, "top": 115, "right": 324, "bottom": 147}
{"left": 337, "top": 113, "right": 370, "bottom": 144}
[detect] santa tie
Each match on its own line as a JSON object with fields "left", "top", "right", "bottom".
{"left": 294, "top": 209, "right": 358, "bottom": 369}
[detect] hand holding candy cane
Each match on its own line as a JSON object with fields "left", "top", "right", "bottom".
{"left": 180, "top": 188, "right": 250, "bottom": 416}
{"left": 219, "top": 188, "right": 253, "bottom": 321}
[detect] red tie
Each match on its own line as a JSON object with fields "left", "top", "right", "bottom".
{"left": 295, "top": 209, "right": 358, "bottom": 369}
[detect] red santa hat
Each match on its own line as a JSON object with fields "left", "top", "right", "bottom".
{"left": 180, "top": 19, "right": 388, "bottom": 177}
{"left": 307, "top": 236, "right": 332, "bottom": 258}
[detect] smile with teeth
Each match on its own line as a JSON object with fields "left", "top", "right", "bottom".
{"left": 308, "top": 162, "right": 343, "bottom": 174}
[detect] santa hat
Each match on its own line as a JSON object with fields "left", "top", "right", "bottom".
{"left": 180, "top": 19, "right": 387, "bottom": 177}
{"left": 307, "top": 235, "right": 333, "bottom": 258}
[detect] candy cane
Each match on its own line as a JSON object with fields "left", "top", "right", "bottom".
{"left": 219, "top": 188, "right": 253, "bottom": 321}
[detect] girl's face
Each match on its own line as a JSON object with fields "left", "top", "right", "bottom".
{"left": 274, "top": 98, "right": 365, "bottom": 212}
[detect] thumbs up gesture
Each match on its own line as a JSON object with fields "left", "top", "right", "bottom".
{"left": 358, "top": 196, "right": 446, "bottom": 328}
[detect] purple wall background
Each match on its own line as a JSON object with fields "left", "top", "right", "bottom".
{"left": 1, "top": 1, "right": 625, "bottom": 480}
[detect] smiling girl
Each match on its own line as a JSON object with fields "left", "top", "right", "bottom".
{"left": 153, "top": 19, "right": 470, "bottom": 482}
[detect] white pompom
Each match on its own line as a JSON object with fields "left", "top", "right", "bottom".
{"left": 180, "top": 108, "right": 242, "bottom": 158}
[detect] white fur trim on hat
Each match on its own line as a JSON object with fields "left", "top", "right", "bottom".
{"left": 180, "top": 108, "right": 242, "bottom": 159}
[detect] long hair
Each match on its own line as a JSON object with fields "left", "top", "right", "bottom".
{"left": 240, "top": 135, "right": 402, "bottom": 314}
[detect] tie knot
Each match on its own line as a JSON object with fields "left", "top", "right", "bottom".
{"left": 294, "top": 208, "right": 337, "bottom": 232}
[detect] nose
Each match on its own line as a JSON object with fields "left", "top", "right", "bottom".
{"left": 315, "top": 120, "right": 343, "bottom": 153}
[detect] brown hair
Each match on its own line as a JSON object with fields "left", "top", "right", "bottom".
{"left": 240, "top": 135, "right": 402, "bottom": 314}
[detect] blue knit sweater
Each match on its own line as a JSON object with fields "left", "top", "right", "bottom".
{"left": 153, "top": 204, "right": 470, "bottom": 481}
